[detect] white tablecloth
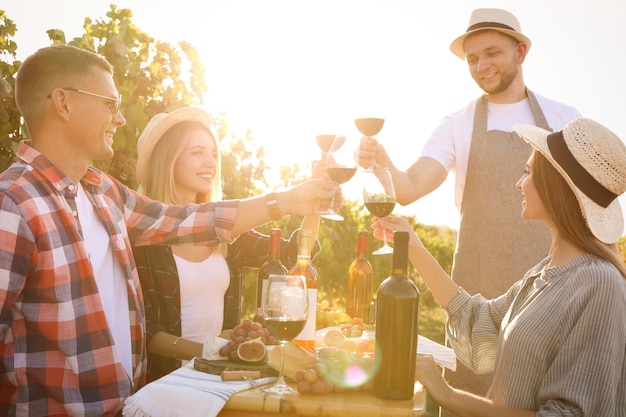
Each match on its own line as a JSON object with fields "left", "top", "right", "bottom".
{"left": 123, "top": 360, "right": 276, "bottom": 417}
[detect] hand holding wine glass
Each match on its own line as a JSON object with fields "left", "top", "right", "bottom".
{"left": 263, "top": 274, "right": 308, "bottom": 395}
{"left": 315, "top": 134, "right": 356, "bottom": 221}
{"left": 362, "top": 166, "right": 396, "bottom": 255}
{"left": 354, "top": 118, "right": 384, "bottom": 169}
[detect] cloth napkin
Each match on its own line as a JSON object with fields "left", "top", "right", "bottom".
{"left": 417, "top": 335, "right": 457, "bottom": 371}
{"left": 123, "top": 360, "right": 276, "bottom": 417}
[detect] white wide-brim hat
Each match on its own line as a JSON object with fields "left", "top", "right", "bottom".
{"left": 450, "top": 8, "right": 532, "bottom": 59}
{"left": 136, "top": 106, "right": 216, "bottom": 184}
{"left": 514, "top": 118, "right": 626, "bottom": 244}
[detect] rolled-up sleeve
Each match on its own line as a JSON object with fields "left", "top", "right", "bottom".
{"left": 444, "top": 285, "right": 518, "bottom": 374}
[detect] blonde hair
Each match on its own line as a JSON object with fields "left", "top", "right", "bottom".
{"left": 532, "top": 150, "right": 626, "bottom": 278}
{"left": 138, "top": 120, "right": 227, "bottom": 254}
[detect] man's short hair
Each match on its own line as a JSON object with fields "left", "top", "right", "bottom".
{"left": 15, "top": 44, "right": 113, "bottom": 122}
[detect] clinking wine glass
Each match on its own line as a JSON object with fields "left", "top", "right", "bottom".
{"left": 362, "top": 166, "right": 396, "bottom": 255}
{"left": 315, "top": 134, "right": 356, "bottom": 221}
{"left": 263, "top": 274, "right": 308, "bottom": 395}
{"left": 354, "top": 118, "right": 385, "bottom": 168}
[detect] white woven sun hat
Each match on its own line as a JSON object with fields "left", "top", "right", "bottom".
{"left": 514, "top": 118, "right": 626, "bottom": 244}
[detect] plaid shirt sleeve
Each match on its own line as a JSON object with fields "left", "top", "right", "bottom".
{"left": 0, "top": 142, "right": 239, "bottom": 416}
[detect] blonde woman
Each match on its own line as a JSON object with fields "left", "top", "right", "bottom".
{"left": 133, "top": 107, "right": 322, "bottom": 381}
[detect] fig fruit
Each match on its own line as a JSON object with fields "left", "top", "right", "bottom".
{"left": 236, "top": 337, "right": 267, "bottom": 363}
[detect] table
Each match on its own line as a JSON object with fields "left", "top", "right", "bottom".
{"left": 218, "top": 382, "right": 427, "bottom": 417}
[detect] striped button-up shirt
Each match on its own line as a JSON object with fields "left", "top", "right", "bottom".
{"left": 446, "top": 253, "right": 626, "bottom": 416}
{"left": 0, "top": 141, "right": 238, "bottom": 416}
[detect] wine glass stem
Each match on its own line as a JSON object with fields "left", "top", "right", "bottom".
{"left": 382, "top": 224, "right": 389, "bottom": 247}
{"left": 277, "top": 341, "right": 287, "bottom": 385}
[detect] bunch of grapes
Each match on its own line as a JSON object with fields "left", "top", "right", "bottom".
{"left": 293, "top": 346, "right": 376, "bottom": 395}
{"left": 218, "top": 319, "right": 278, "bottom": 361}
{"left": 339, "top": 317, "right": 374, "bottom": 338}
{"left": 316, "top": 301, "right": 352, "bottom": 329}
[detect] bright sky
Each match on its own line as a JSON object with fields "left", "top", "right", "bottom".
{"left": 4, "top": 0, "right": 626, "bottom": 234}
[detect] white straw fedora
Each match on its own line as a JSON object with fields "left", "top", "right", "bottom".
{"left": 450, "top": 8, "right": 532, "bottom": 60}
{"left": 514, "top": 118, "right": 626, "bottom": 244}
{"left": 136, "top": 106, "right": 216, "bottom": 184}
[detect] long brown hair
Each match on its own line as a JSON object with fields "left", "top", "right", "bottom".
{"left": 532, "top": 150, "right": 626, "bottom": 278}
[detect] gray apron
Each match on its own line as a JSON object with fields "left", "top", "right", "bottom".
{"left": 441, "top": 91, "right": 552, "bottom": 416}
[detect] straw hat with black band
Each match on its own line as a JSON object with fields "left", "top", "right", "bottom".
{"left": 136, "top": 106, "right": 217, "bottom": 185}
{"left": 450, "top": 8, "right": 532, "bottom": 60}
{"left": 514, "top": 118, "right": 626, "bottom": 244}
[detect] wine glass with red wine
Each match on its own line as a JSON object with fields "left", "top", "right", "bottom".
{"left": 263, "top": 274, "right": 308, "bottom": 395}
{"left": 315, "top": 134, "right": 357, "bottom": 221}
{"left": 362, "top": 166, "right": 396, "bottom": 255}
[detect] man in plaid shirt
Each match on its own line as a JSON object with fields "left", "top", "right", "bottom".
{"left": 0, "top": 44, "right": 339, "bottom": 416}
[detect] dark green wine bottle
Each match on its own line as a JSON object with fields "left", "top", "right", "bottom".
{"left": 374, "top": 231, "right": 420, "bottom": 400}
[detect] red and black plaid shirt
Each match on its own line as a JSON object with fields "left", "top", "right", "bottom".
{"left": 0, "top": 142, "right": 238, "bottom": 416}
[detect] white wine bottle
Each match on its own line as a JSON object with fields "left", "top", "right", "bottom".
{"left": 347, "top": 230, "right": 373, "bottom": 323}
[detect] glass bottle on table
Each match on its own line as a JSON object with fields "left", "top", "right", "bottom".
{"left": 289, "top": 229, "right": 318, "bottom": 350}
{"left": 257, "top": 228, "right": 288, "bottom": 309}
{"left": 374, "top": 231, "right": 420, "bottom": 400}
{"left": 347, "top": 230, "right": 373, "bottom": 324}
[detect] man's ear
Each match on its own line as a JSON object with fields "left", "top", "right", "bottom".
{"left": 516, "top": 42, "right": 529, "bottom": 64}
{"left": 49, "top": 88, "right": 72, "bottom": 120}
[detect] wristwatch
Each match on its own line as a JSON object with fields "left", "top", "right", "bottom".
{"left": 266, "top": 193, "right": 282, "bottom": 221}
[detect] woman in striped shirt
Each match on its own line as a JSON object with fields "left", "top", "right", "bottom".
{"left": 373, "top": 118, "right": 626, "bottom": 416}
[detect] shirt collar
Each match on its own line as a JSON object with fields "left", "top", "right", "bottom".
{"left": 18, "top": 140, "right": 103, "bottom": 191}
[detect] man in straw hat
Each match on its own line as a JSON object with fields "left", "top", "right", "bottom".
{"left": 357, "top": 8, "right": 581, "bottom": 404}
{"left": 0, "top": 44, "right": 340, "bottom": 416}
{"left": 372, "top": 117, "right": 626, "bottom": 416}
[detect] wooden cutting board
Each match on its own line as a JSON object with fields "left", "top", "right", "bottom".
{"left": 194, "top": 357, "right": 277, "bottom": 377}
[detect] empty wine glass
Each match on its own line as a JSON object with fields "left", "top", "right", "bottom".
{"left": 362, "top": 166, "right": 396, "bottom": 255}
{"left": 263, "top": 274, "right": 308, "bottom": 395}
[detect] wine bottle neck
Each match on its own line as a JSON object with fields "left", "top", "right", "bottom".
{"left": 296, "top": 230, "right": 312, "bottom": 259}
{"left": 391, "top": 231, "right": 409, "bottom": 274}
{"left": 268, "top": 228, "right": 282, "bottom": 259}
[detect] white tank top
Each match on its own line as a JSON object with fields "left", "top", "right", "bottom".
{"left": 175, "top": 252, "right": 230, "bottom": 343}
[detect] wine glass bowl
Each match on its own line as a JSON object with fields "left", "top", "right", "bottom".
{"left": 316, "top": 134, "right": 345, "bottom": 154}
{"left": 354, "top": 118, "right": 385, "bottom": 137}
{"left": 263, "top": 274, "right": 308, "bottom": 395}
{"left": 362, "top": 167, "right": 396, "bottom": 255}
{"left": 327, "top": 165, "right": 357, "bottom": 185}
